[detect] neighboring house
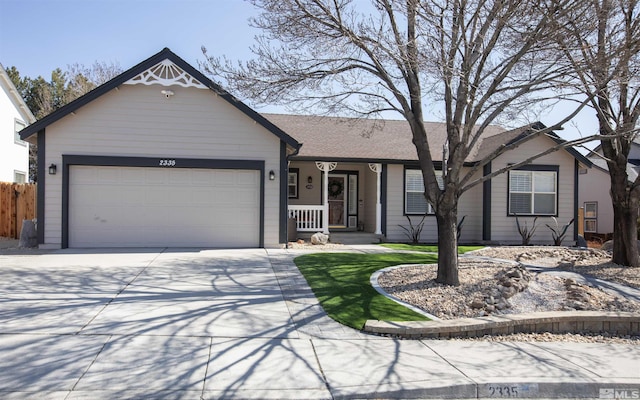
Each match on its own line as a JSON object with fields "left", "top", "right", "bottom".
{"left": 0, "top": 63, "right": 35, "bottom": 183}
{"left": 578, "top": 139, "right": 640, "bottom": 237}
{"left": 19, "top": 48, "right": 590, "bottom": 249}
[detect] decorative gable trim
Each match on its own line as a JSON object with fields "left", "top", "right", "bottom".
{"left": 124, "top": 59, "right": 207, "bottom": 89}
{"left": 18, "top": 48, "right": 300, "bottom": 150}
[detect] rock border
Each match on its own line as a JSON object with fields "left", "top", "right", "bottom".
{"left": 364, "top": 311, "right": 640, "bottom": 338}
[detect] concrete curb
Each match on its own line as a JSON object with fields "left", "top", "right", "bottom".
{"left": 364, "top": 311, "right": 640, "bottom": 338}
{"left": 336, "top": 380, "right": 640, "bottom": 399}
{"left": 370, "top": 264, "right": 441, "bottom": 321}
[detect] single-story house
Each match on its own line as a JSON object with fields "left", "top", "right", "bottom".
{"left": 578, "top": 139, "right": 640, "bottom": 237}
{"left": 19, "top": 48, "right": 591, "bottom": 249}
{"left": 0, "top": 63, "right": 35, "bottom": 183}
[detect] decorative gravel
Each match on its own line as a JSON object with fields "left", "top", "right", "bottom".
{"left": 377, "top": 247, "right": 640, "bottom": 343}
{"left": 378, "top": 259, "right": 640, "bottom": 320}
{"left": 472, "top": 246, "right": 640, "bottom": 289}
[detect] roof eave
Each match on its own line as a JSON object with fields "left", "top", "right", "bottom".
{"left": 0, "top": 63, "right": 36, "bottom": 124}
{"left": 494, "top": 122, "right": 594, "bottom": 168}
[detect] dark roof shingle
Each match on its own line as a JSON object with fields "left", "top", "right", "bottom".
{"left": 263, "top": 114, "right": 506, "bottom": 162}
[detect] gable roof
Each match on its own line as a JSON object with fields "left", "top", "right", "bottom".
{"left": 475, "top": 121, "right": 592, "bottom": 167}
{"left": 18, "top": 48, "right": 300, "bottom": 149}
{"left": 0, "top": 63, "right": 36, "bottom": 124}
{"left": 263, "top": 114, "right": 591, "bottom": 166}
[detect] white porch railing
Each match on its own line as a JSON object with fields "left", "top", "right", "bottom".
{"left": 288, "top": 205, "right": 325, "bottom": 232}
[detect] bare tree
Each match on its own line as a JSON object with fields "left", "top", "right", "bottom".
{"left": 65, "top": 61, "right": 122, "bottom": 100}
{"left": 202, "top": 0, "right": 589, "bottom": 285}
{"left": 553, "top": 0, "right": 640, "bottom": 267}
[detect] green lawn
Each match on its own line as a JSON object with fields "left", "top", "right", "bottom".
{"left": 379, "top": 243, "right": 484, "bottom": 253}
{"left": 294, "top": 252, "right": 437, "bottom": 329}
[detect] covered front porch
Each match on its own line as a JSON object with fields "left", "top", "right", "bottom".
{"left": 287, "top": 161, "right": 384, "bottom": 239}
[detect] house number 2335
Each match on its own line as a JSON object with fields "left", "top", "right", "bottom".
{"left": 159, "top": 159, "right": 176, "bottom": 167}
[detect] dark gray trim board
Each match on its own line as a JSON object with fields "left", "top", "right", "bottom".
{"left": 279, "top": 141, "right": 288, "bottom": 243}
{"left": 36, "top": 130, "right": 45, "bottom": 244}
{"left": 574, "top": 159, "right": 579, "bottom": 241}
{"left": 61, "top": 155, "right": 265, "bottom": 249}
{"left": 381, "top": 164, "right": 387, "bottom": 236}
{"left": 482, "top": 162, "right": 492, "bottom": 241}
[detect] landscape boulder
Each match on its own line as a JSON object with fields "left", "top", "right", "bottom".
{"left": 601, "top": 239, "right": 640, "bottom": 253}
{"left": 18, "top": 219, "right": 38, "bottom": 248}
{"left": 311, "top": 232, "right": 329, "bottom": 245}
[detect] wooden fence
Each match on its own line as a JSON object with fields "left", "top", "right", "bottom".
{"left": 0, "top": 182, "right": 37, "bottom": 239}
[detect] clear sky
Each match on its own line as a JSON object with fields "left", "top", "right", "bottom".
{"left": 0, "top": 0, "right": 259, "bottom": 76}
{"left": 0, "top": 0, "right": 597, "bottom": 144}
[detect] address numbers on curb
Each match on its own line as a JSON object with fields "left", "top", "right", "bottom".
{"left": 482, "top": 383, "right": 539, "bottom": 397}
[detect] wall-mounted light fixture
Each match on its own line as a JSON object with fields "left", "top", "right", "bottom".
{"left": 48, "top": 164, "right": 57, "bottom": 175}
{"left": 161, "top": 89, "right": 175, "bottom": 98}
{"left": 269, "top": 170, "right": 276, "bottom": 181}
{"left": 307, "top": 176, "right": 313, "bottom": 184}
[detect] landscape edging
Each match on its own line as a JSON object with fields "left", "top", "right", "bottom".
{"left": 363, "top": 311, "right": 640, "bottom": 338}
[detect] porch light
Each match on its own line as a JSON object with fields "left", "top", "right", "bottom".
{"left": 48, "top": 164, "right": 57, "bottom": 175}
{"left": 269, "top": 170, "right": 275, "bottom": 181}
{"left": 307, "top": 176, "right": 313, "bottom": 184}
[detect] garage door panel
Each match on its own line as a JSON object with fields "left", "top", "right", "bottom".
{"left": 69, "top": 166, "right": 260, "bottom": 248}
{"left": 121, "top": 188, "right": 147, "bottom": 205}
{"left": 237, "top": 170, "right": 259, "bottom": 185}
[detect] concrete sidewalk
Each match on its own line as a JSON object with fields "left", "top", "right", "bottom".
{"left": 0, "top": 247, "right": 637, "bottom": 399}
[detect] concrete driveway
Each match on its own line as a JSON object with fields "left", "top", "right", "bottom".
{"left": 0, "top": 248, "right": 336, "bottom": 399}
{"left": 0, "top": 248, "right": 296, "bottom": 338}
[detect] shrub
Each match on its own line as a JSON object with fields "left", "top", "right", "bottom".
{"left": 546, "top": 217, "right": 574, "bottom": 246}
{"left": 399, "top": 214, "right": 426, "bottom": 244}
{"left": 515, "top": 214, "right": 538, "bottom": 245}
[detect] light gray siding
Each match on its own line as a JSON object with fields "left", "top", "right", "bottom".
{"left": 384, "top": 164, "right": 482, "bottom": 243}
{"left": 42, "top": 84, "right": 283, "bottom": 248}
{"left": 384, "top": 136, "right": 577, "bottom": 244}
{"left": 489, "top": 136, "right": 576, "bottom": 245}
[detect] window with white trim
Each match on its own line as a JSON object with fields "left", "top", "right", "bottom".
{"left": 13, "top": 171, "right": 26, "bottom": 184}
{"left": 14, "top": 119, "right": 26, "bottom": 145}
{"left": 405, "top": 169, "right": 443, "bottom": 214}
{"left": 288, "top": 168, "right": 299, "bottom": 198}
{"left": 508, "top": 169, "right": 557, "bottom": 215}
{"left": 584, "top": 202, "right": 597, "bottom": 233}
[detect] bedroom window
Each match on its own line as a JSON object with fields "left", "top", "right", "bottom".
{"left": 404, "top": 169, "right": 443, "bottom": 214}
{"left": 508, "top": 169, "right": 557, "bottom": 215}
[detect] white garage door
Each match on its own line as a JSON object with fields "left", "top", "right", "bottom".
{"left": 69, "top": 166, "right": 260, "bottom": 248}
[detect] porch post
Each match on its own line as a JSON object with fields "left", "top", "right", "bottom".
{"left": 316, "top": 161, "right": 337, "bottom": 234}
{"left": 369, "top": 163, "right": 383, "bottom": 235}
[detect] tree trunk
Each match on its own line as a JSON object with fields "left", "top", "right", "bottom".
{"left": 610, "top": 189, "right": 639, "bottom": 267}
{"left": 435, "top": 207, "right": 459, "bottom": 286}
{"left": 606, "top": 149, "right": 640, "bottom": 268}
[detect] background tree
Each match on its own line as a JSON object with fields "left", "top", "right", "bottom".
{"left": 203, "top": 0, "right": 589, "bottom": 285}
{"left": 553, "top": 0, "right": 640, "bottom": 267}
{"left": 7, "top": 61, "right": 121, "bottom": 181}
